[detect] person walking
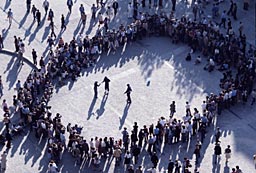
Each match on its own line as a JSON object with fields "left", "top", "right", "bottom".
{"left": 67, "top": 0, "right": 73, "bottom": 13}
{"left": 43, "top": 0, "right": 49, "bottom": 15}
{"left": 124, "top": 84, "right": 132, "bottom": 104}
{"left": 101, "top": 76, "right": 110, "bottom": 94}
{"left": 7, "top": 9, "right": 13, "bottom": 26}
{"left": 214, "top": 142, "right": 222, "bottom": 164}
{"left": 224, "top": 145, "right": 231, "bottom": 163}
{"left": 32, "top": 49, "right": 37, "bottom": 65}
{"left": 50, "top": 20, "right": 56, "bottom": 38}
{"left": 112, "top": 0, "right": 119, "bottom": 16}
{"left": 94, "top": 81, "right": 100, "bottom": 98}
{"left": 61, "top": 14, "right": 67, "bottom": 31}
{"left": 48, "top": 9, "right": 54, "bottom": 22}
{"left": 168, "top": 159, "right": 175, "bottom": 173}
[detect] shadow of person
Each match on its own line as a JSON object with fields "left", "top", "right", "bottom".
{"left": 4, "top": 0, "right": 11, "bottom": 11}
{"left": 96, "top": 94, "right": 108, "bottom": 119}
{"left": 19, "top": 13, "right": 29, "bottom": 29}
{"left": 119, "top": 103, "right": 131, "bottom": 130}
{"left": 2, "top": 27, "right": 10, "bottom": 41}
{"left": 88, "top": 97, "right": 97, "bottom": 120}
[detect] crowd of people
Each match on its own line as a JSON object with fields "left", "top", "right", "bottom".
{"left": 0, "top": 0, "right": 255, "bottom": 172}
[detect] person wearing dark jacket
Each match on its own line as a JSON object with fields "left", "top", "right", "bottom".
{"left": 112, "top": 0, "right": 119, "bottom": 16}
{"left": 151, "top": 152, "right": 159, "bottom": 168}
{"left": 214, "top": 143, "right": 222, "bottom": 164}
{"left": 168, "top": 159, "right": 174, "bottom": 173}
{"left": 132, "top": 144, "right": 140, "bottom": 164}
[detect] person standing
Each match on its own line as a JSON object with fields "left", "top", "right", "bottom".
{"left": 243, "top": 0, "right": 249, "bottom": 10}
{"left": 224, "top": 145, "right": 231, "bottom": 163}
{"left": 5, "top": 130, "right": 12, "bottom": 148}
{"left": 32, "top": 49, "right": 37, "bottom": 65}
{"left": 132, "top": 144, "right": 140, "bottom": 164}
{"left": 1, "top": 151, "right": 7, "bottom": 172}
{"left": 31, "top": 5, "right": 37, "bottom": 20}
{"left": 214, "top": 142, "right": 222, "bottom": 164}
{"left": 7, "top": 9, "right": 13, "bottom": 26}
{"left": 26, "top": 0, "right": 31, "bottom": 13}
{"left": 112, "top": 0, "right": 119, "bottom": 16}
{"left": 124, "top": 84, "right": 132, "bottom": 103}
{"left": 170, "top": 101, "right": 176, "bottom": 117}
{"left": 172, "top": 0, "right": 176, "bottom": 11}
{"left": 174, "top": 159, "right": 182, "bottom": 173}
{"left": 67, "top": 0, "right": 73, "bottom": 13}
{"left": 36, "top": 10, "right": 41, "bottom": 26}
{"left": 227, "top": 0, "right": 234, "bottom": 15}
{"left": 251, "top": 89, "right": 256, "bottom": 106}
{"left": 151, "top": 152, "right": 159, "bottom": 168}
{"left": 101, "top": 76, "right": 110, "bottom": 94}
{"left": 14, "top": 36, "right": 19, "bottom": 52}
{"left": 238, "top": 21, "right": 244, "bottom": 37}
{"left": 0, "top": 35, "right": 4, "bottom": 49}
{"left": 219, "top": 10, "right": 227, "bottom": 28}
{"left": 194, "top": 144, "right": 201, "bottom": 165}
{"left": 127, "top": 2, "right": 133, "bottom": 19}
{"left": 94, "top": 81, "right": 100, "bottom": 98}
{"left": 43, "top": 0, "right": 49, "bottom": 15}
{"left": 168, "top": 159, "right": 174, "bottom": 173}
{"left": 253, "top": 154, "right": 256, "bottom": 169}
{"left": 0, "top": 77, "right": 3, "bottom": 98}
{"left": 91, "top": 4, "right": 97, "bottom": 20}
{"left": 232, "top": 3, "right": 237, "bottom": 20}
{"left": 79, "top": 4, "right": 85, "bottom": 18}
{"left": 215, "top": 127, "right": 221, "bottom": 143}
{"left": 61, "top": 14, "right": 67, "bottom": 31}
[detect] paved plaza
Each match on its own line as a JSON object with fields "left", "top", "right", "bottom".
{"left": 0, "top": 0, "right": 255, "bottom": 173}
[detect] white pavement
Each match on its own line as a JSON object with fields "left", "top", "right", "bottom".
{"left": 0, "top": 0, "right": 255, "bottom": 173}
